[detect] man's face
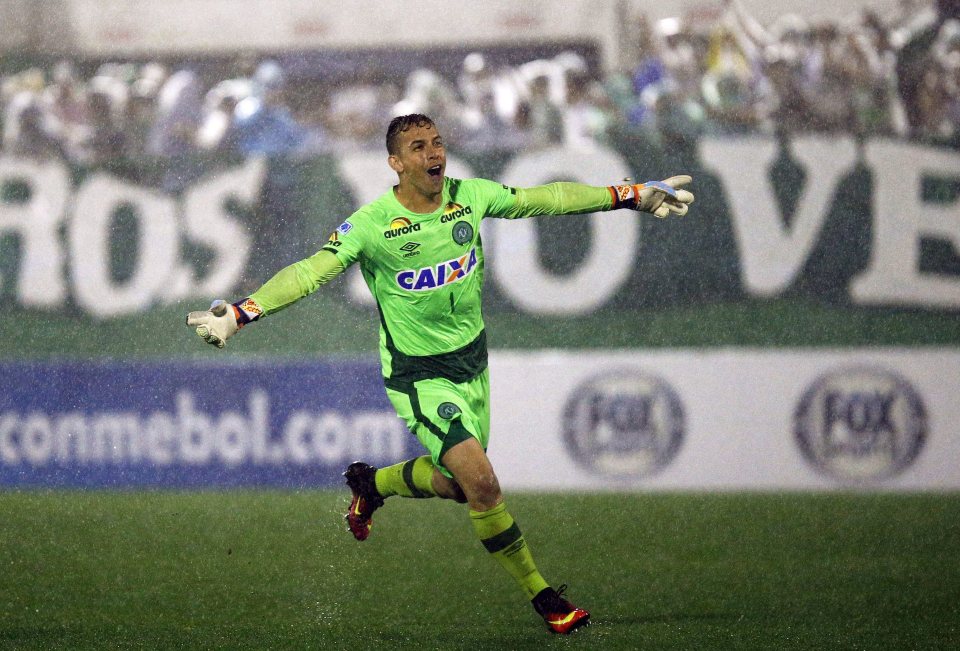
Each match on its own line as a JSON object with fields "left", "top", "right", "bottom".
{"left": 389, "top": 123, "right": 446, "bottom": 195}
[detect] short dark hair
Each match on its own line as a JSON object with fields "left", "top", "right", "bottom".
{"left": 386, "top": 113, "right": 435, "bottom": 155}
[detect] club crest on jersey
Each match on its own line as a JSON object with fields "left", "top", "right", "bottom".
{"left": 384, "top": 217, "right": 421, "bottom": 239}
{"left": 441, "top": 202, "right": 473, "bottom": 223}
{"left": 452, "top": 221, "right": 473, "bottom": 245}
{"left": 396, "top": 247, "right": 479, "bottom": 291}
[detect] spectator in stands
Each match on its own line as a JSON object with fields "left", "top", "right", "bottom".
{"left": 146, "top": 69, "right": 204, "bottom": 191}
{"left": 231, "top": 60, "right": 309, "bottom": 285}
{"left": 7, "top": 2, "right": 960, "bottom": 165}
{"left": 392, "top": 68, "right": 464, "bottom": 140}
{"left": 80, "top": 66, "right": 131, "bottom": 165}
{"left": 324, "top": 71, "right": 383, "bottom": 152}
{"left": 853, "top": 11, "right": 910, "bottom": 138}
{"left": 701, "top": 26, "right": 761, "bottom": 133}
{"left": 121, "top": 69, "right": 164, "bottom": 161}
{"left": 756, "top": 44, "right": 814, "bottom": 135}
{"left": 147, "top": 69, "right": 202, "bottom": 159}
{"left": 197, "top": 82, "right": 246, "bottom": 154}
{"left": 230, "top": 60, "right": 306, "bottom": 156}
{"left": 41, "top": 61, "right": 89, "bottom": 161}
{"left": 616, "top": 13, "right": 669, "bottom": 131}
{"left": 561, "top": 69, "right": 614, "bottom": 150}
{"left": 85, "top": 87, "right": 127, "bottom": 165}
{"left": 2, "top": 91, "right": 64, "bottom": 161}
{"left": 912, "top": 59, "right": 956, "bottom": 142}
{"left": 524, "top": 75, "right": 563, "bottom": 148}
{"left": 802, "top": 22, "right": 859, "bottom": 132}
{"left": 460, "top": 84, "right": 530, "bottom": 153}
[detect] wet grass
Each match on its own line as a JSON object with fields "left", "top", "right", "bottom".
{"left": 1, "top": 491, "right": 958, "bottom": 649}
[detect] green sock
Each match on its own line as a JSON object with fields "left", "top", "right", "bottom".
{"left": 470, "top": 502, "right": 549, "bottom": 600}
{"left": 374, "top": 456, "right": 438, "bottom": 499}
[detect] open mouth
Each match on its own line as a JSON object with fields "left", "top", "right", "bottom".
{"left": 427, "top": 165, "right": 443, "bottom": 177}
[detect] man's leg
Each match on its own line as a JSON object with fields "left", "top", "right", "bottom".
{"left": 440, "top": 438, "right": 548, "bottom": 598}
{"left": 345, "top": 380, "right": 472, "bottom": 540}
{"left": 441, "top": 438, "right": 590, "bottom": 634}
{"left": 345, "top": 374, "right": 588, "bottom": 632}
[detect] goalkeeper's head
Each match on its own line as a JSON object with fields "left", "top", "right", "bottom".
{"left": 386, "top": 113, "right": 446, "bottom": 197}
{"left": 386, "top": 113, "right": 436, "bottom": 155}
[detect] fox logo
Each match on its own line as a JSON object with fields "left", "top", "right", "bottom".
{"left": 396, "top": 248, "right": 479, "bottom": 291}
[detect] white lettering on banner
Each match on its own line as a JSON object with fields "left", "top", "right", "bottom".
{"left": 284, "top": 412, "right": 315, "bottom": 464}
{"left": 144, "top": 412, "right": 175, "bottom": 465}
{"left": 54, "top": 413, "right": 88, "bottom": 462}
{"left": 285, "top": 410, "right": 404, "bottom": 464}
{"left": 172, "top": 161, "right": 261, "bottom": 299}
{"left": 69, "top": 174, "right": 179, "bottom": 318}
{"left": 21, "top": 414, "right": 53, "bottom": 464}
{"left": 0, "top": 390, "right": 405, "bottom": 467}
{"left": 852, "top": 141, "right": 960, "bottom": 307}
{"left": 0, "top": 157, "right": 261, "bottom": 318}
{"left": 351, "top": 412, "right": 406, "bottom": 462}
{"left": 309, "top": 413, "right": 346, "bottom": 463}
{"left": 493, "top": 146, "right": 635, "bottom": 314}
{"left": 214, "top": 412, "right": 248, "bottom": 466}
{"left": 0, "top": 157, "right": 70, "bottom": 307}
{"left": 698, "top": 136, "right": 858, "bottom": 297}
{"left": 5, "top": 141, "right": 960, "bottom": 315}
{"left": 94, "top": 413, "right": 142, "bottom": 463}
{"left": 178, "top": 391, "right": 214, "bottom": 464}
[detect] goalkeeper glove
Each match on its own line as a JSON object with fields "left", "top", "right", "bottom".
{"left": 185, "top": 298, "right": 262, "bottom": 349}
{"left": 609, "top": 175, "right": 695, "bottom": 218}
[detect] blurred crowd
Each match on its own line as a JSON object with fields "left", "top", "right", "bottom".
{"left": 4, "top": 0, "right": 960, "bottom": 171}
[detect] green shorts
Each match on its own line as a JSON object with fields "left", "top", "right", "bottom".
{"left": 385, "top": 369, "right": 490, "bottom": 478}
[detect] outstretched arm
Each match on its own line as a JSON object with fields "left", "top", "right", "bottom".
{"left": 249, "top": 249, "right": 345, "bottom": 314}
{"left": 496, "top": 176, "right": 694, "bottom": 220}
{"left": 186, "top": 249, "right": 344, "bottom": 348}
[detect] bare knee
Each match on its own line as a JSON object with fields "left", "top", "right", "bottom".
{"left": 439, "top": 438, "right": 503, "bottom": 511}
{"left": 431, "top": 470, "right": 468, "bottom": 503}
{"left": 464, "top": 470, "right": 501, "bottom": 510}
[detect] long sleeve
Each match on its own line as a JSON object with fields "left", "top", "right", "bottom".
{"left": 493, "top": 182, "right": 615, "bottom": 220}
{"left": 249, "top": 249, "right": 345, "bottom": 316}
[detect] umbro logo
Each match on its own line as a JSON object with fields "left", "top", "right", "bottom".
{"left": 400, "top": 241, "right": 421, "bottom": 258}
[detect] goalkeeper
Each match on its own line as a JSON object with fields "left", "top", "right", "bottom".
{"left": 187, "top": 113, "right": 693, "bottom": 635}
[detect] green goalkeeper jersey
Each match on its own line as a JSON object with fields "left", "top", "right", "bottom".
{"left": 323, "top": 177, "right": 515, "bottom": 384}
{"left": 249, "top": 177, "right": 615, "bottom": 385}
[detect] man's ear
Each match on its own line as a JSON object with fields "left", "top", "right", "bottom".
{"left": 388, "top": 154, "right": 403, "bottom": 174}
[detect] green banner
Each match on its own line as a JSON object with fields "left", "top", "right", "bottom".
{"left": 1, "top": 134, "right": 959, "bottom": 357}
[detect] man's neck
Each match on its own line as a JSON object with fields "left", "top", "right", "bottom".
{"left": 393, "top": 183, "right": 443, "bottom": 214}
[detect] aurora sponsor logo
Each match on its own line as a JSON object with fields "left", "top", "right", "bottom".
{"left": 396, "top": 247, "right": 479, "bottom": 291}
{"left": 440, "top": 202, "right": 473, "bottom": 223}
{"left": 384, "top": 217, "right": 421, "bottom": 239}
{"left": 794, "top": 366, "right": 927, "bottom": 482}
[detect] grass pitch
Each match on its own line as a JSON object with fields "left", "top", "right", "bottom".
{"left": 1, "top": 491, "right": 958, "bottom": 650}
